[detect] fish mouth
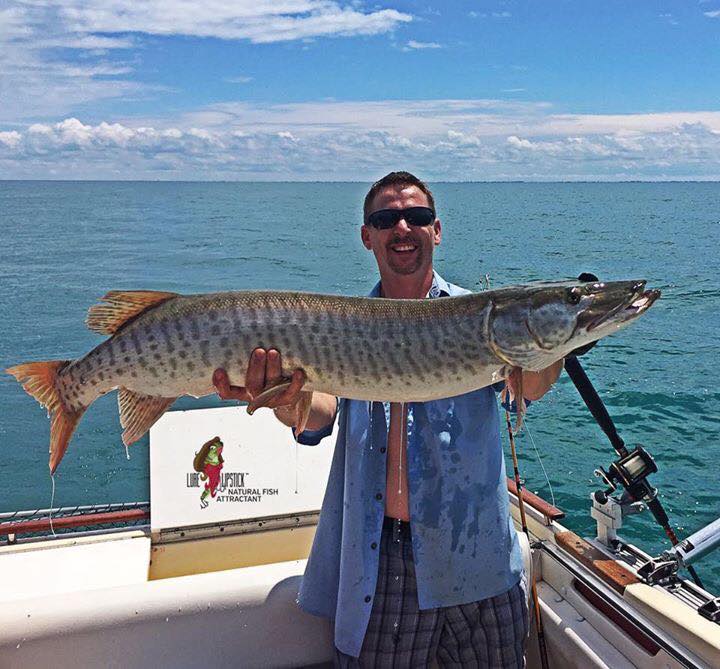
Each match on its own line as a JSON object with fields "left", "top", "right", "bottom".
{"left": 586, "top": 281, "right": 661, "bottom": 332}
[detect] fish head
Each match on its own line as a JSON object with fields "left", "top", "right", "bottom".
{"left": 490, "top": 280, "right": 660, "bottom": 370}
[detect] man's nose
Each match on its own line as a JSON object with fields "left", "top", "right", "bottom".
{"left": 393, "top": 216, "right": 412, "bottom": 233}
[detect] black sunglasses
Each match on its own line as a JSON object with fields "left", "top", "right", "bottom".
{"left": 366, "top": 206, "right": 436, "bottom": 230}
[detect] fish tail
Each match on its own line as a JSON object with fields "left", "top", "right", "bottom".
{"left": 6, "top": 360, "right": 86, "bottom": 473}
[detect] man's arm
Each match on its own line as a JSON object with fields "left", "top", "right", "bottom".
{"left": 518, "top": 359, "right": 564, "bottom": 401}
{"left": 212, "top": 348, "right": 337, "bottom": 433}
{"left": 274, "top": 391, "right": 337, "bottom": 432}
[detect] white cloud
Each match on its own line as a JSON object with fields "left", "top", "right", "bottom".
{"left": 659, "top": 12, "right": 679, "bottom": 25}
{"left": 535, "top": 111, "right": 720, "bottom": 135}
{"left": 156, "top": 99, "right": 553, "bottom": 142}
{"left": 504, "top": 123, "right": 720, "bottom": 164}
{"left": 404, "top": 39, "right": 442, "bottom": 50}
{"left": 468, "top": 11, "right": 511, "bottom": 19}
{"left": 0, "top": 131, "right": 22, "bottom": 149}
{"left": 62, "top": 64, "right": 134, "bottom": 77}
{"left": 161, "top": 100, "right": 720, "bottom": 141}
{"left": 32, "top": 35, "right": 136, "bottom": 50}
{"left": 225, "top": 76, "right": 254, "bottom": 84}
{"left": 507, "top": 135, "right": 534, "bottom": 150}
{"left": 704, "top": 10, "right": 720, "bottom": 17}
{"left": 3, "top": 107, "right": 720, "bottom": 180}
{"left": 1, "top": 4, "right": 142, "bottom": 122}
{"left": 0, "top": 1, "right": 413, "bottom": 121}
{"left": 42, "top": 1, "right": 412, "bottom": 43}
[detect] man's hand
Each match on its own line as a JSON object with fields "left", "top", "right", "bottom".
{"left": 507, "top": 360, "right": 564, "bottom": 402}
{"left": 212, "top": 348, "right": 307, "bottom": 411}
{"left": 213, "top": 349, "right": 337, "bottom": 433}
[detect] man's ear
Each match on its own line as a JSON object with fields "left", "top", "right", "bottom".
{"left": 433, "top": 219, "right": 442, "bottom": 246}
{"left": 361, "top": 225, "right": 373, "bottom": 250}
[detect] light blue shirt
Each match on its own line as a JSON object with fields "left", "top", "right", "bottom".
{"left": 297, "top": 272, "right": 524, "bottom": 658}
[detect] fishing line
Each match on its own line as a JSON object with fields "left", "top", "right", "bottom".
{"left": 505, "top": 410, "right": 550, "bottom": 669}
{"left": 294, "top": 431, "right": 299, "bottom": 495}
{"left": 523, "top": 419, "right": 556, "bottom": 508}
{"left": 49, "top": 473, "right": 58, "bottom": 538}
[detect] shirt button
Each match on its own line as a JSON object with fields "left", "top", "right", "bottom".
{"left": 375, "top": 493, "right": 383, "bottom": 500}
{"left": 371, "top": 542, "right": 377, "bottom": 550}
{"left": 364, "top": 596, "right": 372, "bottom": 603}
{"left": 380, "top": 447, "right": 386, "bottom": 453}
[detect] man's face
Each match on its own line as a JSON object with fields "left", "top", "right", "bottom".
{"left": 361, "top": 185, "right": 442, "bottom": 278}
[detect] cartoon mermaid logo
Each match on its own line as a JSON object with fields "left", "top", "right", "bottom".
{"left": 193, "top": 436, "right": 225, "bottom": 508}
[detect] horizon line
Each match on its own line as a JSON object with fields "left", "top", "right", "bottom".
{"left": 1, "top": 179, "right": 720, "bottom": 184}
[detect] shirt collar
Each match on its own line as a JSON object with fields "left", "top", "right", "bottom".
{"left": 368, "top": 271, "right": 450, "bottom": 299}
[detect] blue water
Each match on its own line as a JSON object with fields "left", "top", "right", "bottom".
{"left": 1, "top": 181, "right": 718, "bottom": 591}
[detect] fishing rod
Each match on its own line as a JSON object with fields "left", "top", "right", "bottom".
{"left": 563, "top": 354, "right": 704, "bottom": 589}
{"left": 504, "top": 397, "right": 550, "bottom": 669}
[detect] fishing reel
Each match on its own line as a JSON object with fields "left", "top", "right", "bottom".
{"left": 593, "top": 445, "right": 658, "bottom": 507}
{"left": 590, "top": 447, "right": 657, "bottom": 546}
{"left": 566, "top": 352, "right": 706, "bottom": 588}
{"left": 593, "top": 444, "right": 679, "bottom": 548}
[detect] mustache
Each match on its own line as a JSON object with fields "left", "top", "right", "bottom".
{"left": 387, "top": 235, "right": 421, "bottom": 246}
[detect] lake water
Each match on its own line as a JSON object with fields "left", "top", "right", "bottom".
{"left": 1, "top": 181, "right": 718, "bottom": 590}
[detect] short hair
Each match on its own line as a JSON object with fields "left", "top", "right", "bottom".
{"left": 363, "top": 171, "right": 436, "bottom": 224}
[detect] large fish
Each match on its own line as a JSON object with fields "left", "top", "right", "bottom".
{"left": 6, "top": 279, "right": 659, "bottom": 472}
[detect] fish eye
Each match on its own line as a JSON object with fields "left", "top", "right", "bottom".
{"left": 567, "top": 287, "right": 582, "bottom": 305}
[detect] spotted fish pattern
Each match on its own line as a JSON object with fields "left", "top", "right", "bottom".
{"left": 6, "top": 280, "right": 659, "bottom": 472}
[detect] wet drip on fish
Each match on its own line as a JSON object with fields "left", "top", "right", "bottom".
{"left": 397, "top": 402, "right": 406, "bottom": 496}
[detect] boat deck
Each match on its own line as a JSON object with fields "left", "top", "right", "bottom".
{"left": 1, "top": 486, "right": 718, "bottom": 669}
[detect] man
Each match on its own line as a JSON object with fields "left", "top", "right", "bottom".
{"left": 213, "top": 172, "right": 562, "bottom": 667}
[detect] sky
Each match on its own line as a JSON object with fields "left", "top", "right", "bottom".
{"left": 1, "top": 1, "right": 720, "bottom": 180}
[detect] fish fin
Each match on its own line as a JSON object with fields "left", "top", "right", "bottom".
{"left": 246, "top": 381, "right": 292, "bottom": 415}
{"left": 6, "top": 360, "right": 86, "bottom": 473}
{"left": 294, "top": 391, "right": 314, "bottom": 435}
{"left": 118, "top": 388, "right": 176, "bottom": 445}
{"left": 49, "top": 406, "right": 87, "bottom": 473}
{"left": 86, "top": 290, "right": 178, "bottom": 335}
{"left": 247, "top": 381, "right": 291, "bottom": 416}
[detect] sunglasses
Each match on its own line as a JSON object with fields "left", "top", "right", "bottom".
{"left": 366, "top": 206, "right": 436, "bottom": 230}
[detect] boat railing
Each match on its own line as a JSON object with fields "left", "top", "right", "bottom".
{"left": 1, "top": 475, "right": 564, "bottom": 546}
{"left": 0, "top": 501, "right": 150, "bottom": 543}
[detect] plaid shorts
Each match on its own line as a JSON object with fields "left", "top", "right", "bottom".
{"left": 335, "top": 518, "right": 529, "bottom": 668}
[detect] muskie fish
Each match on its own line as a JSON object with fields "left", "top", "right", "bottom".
{"left": 7, "top": 280, "right": 659, "bottom": 472}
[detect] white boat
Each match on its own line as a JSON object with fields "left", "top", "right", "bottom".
{"left": 1, "top": 404, "right": 718, "bottom": 668}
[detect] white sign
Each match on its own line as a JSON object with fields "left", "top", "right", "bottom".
{"left": 149, "top": 406, "right": 336, "bottom": 532}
